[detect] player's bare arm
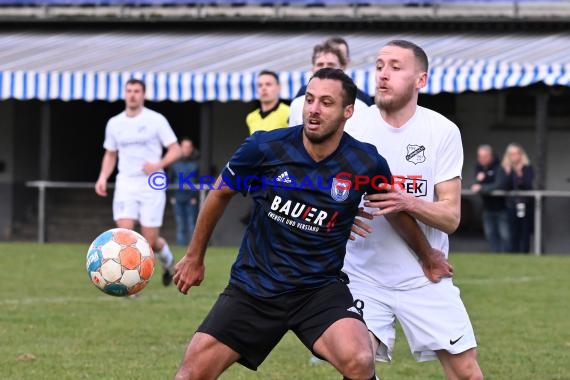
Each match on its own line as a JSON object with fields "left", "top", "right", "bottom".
{"left": 95, "top": 150, "right": 118, "bottom": 197}
{"left": 143, "top": 142, "right": 182, "bottom": 175}
{"left": 385, "top": 212, "right": 453, "bottom": 282}
{"left": 365, "top": 177, "right": 462, "bottom": 235}
{"left": 349, "top": 207, "right": 374, "bottom": 240}
{"left": 174, "top": 176, "right": 237, "bottom": 295}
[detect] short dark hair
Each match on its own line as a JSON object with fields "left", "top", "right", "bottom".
{"left": 125, "top": 78, "right": 146, "bottom": 93}
{"left": 385, "top": 40, "right": 429, "bottom": 72}
{"left": 309, "top": 68, "right": 356, "bottom": 107}
{"left": 311, "top": 43, "right": 347, "bottom": 68}
{"left": 324, "top": 36, "right": 349, "bottom": 59}
{"left": 257, "top": 70, "right": 280, "bottom": 84}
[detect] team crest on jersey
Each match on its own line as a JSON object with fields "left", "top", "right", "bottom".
{"left": 405, "top": 144, "right": 426, "bottom": 165}
{"left": 331, "top": 178, "right": 350, "bottom": 202}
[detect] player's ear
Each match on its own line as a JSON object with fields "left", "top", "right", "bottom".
{"left": 416, "top": 71, "right": 427, "bottom": 90}
{"left": 344, "top": 103, "right": 354, "bottom": 120}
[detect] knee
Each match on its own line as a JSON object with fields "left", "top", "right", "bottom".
{"left": 466, "top": 356, "right": 484, "bottom": 380}
{"left": 151, "top": 236, "right": 164, "bottom": 251}
{"left": 440, "top": 349, "right": 483, "bottom": 380}
{"left": 458, "top": 360, "right": 484, "bottom": 380}
{"left": 467, "top": 367, "right": 484, "bottom": 380}
{"left": 341, "top": 350, "right": 375, "bottom": 379}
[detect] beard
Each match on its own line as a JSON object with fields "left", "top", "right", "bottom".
{"left": 303, "top": 125, "right": 338, "bottom": 144}
{"left": 303, "top": 116, "right": 344, "bottom": 144}
{"left": 375, "top": 82, "right": 415, "bottom": 113}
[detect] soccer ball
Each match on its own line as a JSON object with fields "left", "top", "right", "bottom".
{"left": 86, "top": 228, "right": 154, "bottom": 297}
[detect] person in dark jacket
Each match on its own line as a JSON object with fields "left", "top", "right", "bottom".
{"left": 471, "top": 144, "right": 510, "bottom": 253}
{"left": 502, "top": 143, "right": 534, "bottom": 253}
{"left": 169, "top": 137, "right": 200, "bottom": 246}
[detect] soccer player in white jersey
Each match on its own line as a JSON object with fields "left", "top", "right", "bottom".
{"left": 95, "top": 79, "right": 181, "bottom": 287}
{"left": 343, "top": 40, "right": 484, "bottom": 379}
{"left": 289, "top": 42, "right": 374, "bottom": 130}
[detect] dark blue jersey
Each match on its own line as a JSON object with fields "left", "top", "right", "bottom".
{"left": 221, "top": 126, "right": 391, "bottom": 298}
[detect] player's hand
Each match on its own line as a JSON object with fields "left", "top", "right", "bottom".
{"left": 470, "top": 184, "right": 481, "bottom": 193}
{"left": 364, "top": 186, "right": 413, "bottom": 217}
{"left": 420, "top": 249, "right": 454, "bottom": 283}
{"left": 349, "top": 207, "right": 374, "bottom": 240}
{"left": 173, "top": 255, "right": 205, "bottom": 295}
{"left": 95, "top": 179, "right": 107, "bottom": 197}
{"left": 143, "top": 162, "right": 162, "bottom": 175}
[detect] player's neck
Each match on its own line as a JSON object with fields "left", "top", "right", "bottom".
{"left": 379, "top": 102, "right": 417, "bottom": 128}
{"left": 303, "top": 129, "right": 343, "bottom": 163}
{"left": 125, "top": 106, "right": 144, "bottom": 118}
{"left": 260, "top": 99, "right": 278, "bottom": 113}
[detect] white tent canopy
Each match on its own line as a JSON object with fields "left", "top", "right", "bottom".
{"left": 0, "top": 29, "right": 568, "bottom": 102}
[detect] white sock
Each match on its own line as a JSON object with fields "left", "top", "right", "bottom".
{"left": 156, "top": 242, "right": 174, "bottom": 269}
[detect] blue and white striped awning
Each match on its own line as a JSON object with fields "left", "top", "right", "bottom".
{"left": 0, "top": 30, "right": 569, "bottom": 102}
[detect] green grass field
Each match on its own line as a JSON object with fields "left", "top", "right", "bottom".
{"left": 1, "top": 243, "right": 569, "bottom": 380}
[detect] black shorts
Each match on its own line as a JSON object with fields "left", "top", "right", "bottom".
{"left": 196, "top": 281, "right": 365, "bottom": 370}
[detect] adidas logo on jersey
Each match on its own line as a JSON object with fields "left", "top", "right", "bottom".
{"left": 275, "top": 171, "right": 292, "bottom": 183}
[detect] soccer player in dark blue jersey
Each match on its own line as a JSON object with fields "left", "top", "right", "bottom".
{"left": 173, "top": 68, "right": 438, "bottom": 380}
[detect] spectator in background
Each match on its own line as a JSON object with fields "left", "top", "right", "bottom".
{"left": 245, "top": 70, "right": 290, "bottom": 135}
{"left": 169, "top": 137, "right": 200, "bottom": 246}
{"left": 95, "top": 78, "right": 181, "bottom": 286}
{"left": 471, "top": 144, "right": 510, "bottom": 253}
{"left": 502, "top": 143, "right": 534, "bottom": 253}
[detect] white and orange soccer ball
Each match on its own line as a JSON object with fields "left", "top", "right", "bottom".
{"left": 86, "top": 228, "right": 155, "bottom": 297}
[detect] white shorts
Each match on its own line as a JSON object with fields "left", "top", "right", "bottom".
{"left": 113, "top": 187, "right": 166, "bottom": 228}
{"left": 348, "top": 278, "right": 477, "bottom": 363}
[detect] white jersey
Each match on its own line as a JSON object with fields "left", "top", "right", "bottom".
{"left": 288, "top": 94, "right": 371, "bottom": 129}
{"left": 103, "top": 107, "right": 177, "bottom": 185}
{"left": 343, "top": 105, "right": 463, "bottom": 290}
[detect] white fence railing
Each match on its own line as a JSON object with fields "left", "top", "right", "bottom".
{"left": 25, "top": 181, "right": 570, "bottom": 255}
{"left": 25, "top": 181, "right": 207, "bottom": 245}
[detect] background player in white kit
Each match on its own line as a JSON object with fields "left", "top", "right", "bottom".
{"left": 343, "top": 40, "right": 484, "bottom": 379}
{"left": 289, "top": 41, "right": 374, "bottom": 134}
{"left": 95, "top": 78, "right": 181, "bottom": 286}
